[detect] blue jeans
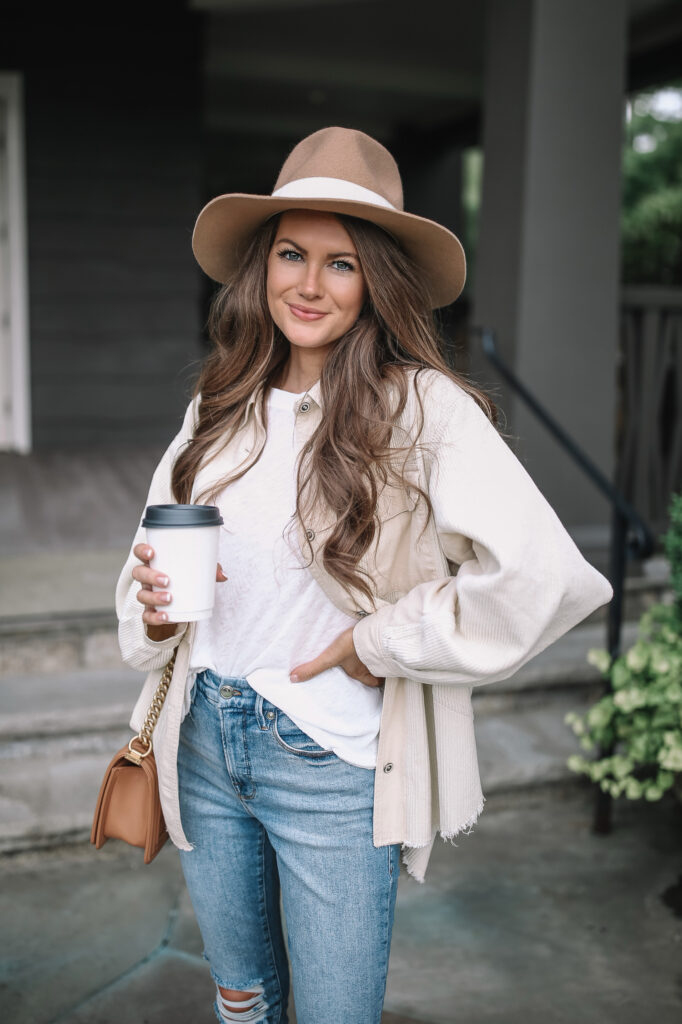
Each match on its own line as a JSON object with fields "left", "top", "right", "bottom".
{"left": 177, "top": 668, "right": 400, "bottom": 1024}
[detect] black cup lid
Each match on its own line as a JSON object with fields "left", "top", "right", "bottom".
{"left": 141, "top": 504, "right": 224, "bottom": 528}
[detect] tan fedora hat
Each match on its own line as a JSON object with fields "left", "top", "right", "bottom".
{"left": 191, "top": 126, "right": 466, "bottom": 309}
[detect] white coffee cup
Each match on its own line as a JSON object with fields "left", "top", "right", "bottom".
{"left": 142, "top": 504, "right": 224, "bottom": 622}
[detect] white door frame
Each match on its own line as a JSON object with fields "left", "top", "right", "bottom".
{"left": 0, "top": 72, "right": 31, "bottom": 453}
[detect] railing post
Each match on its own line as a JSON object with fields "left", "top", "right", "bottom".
{"left": 592, "top": 506, "right": 628, "bottom": 836}
{"left": 607, "top": 507, "right": 628, "bottom": 663}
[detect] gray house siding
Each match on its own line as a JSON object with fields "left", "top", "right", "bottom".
{"left": 2, "top": 3, "right": 205, "bottom": 450}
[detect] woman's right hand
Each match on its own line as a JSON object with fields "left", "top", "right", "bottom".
{"left": 132, "top": 543, "right": 228, "bottom": 641}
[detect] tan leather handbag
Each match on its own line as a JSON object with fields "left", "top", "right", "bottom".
{"left": 91, "top": 648, "right": 177, "bottom": 864}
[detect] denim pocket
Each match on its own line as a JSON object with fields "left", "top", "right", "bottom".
{"left": 272, "top": 712, "right": 337, "bottom": 763}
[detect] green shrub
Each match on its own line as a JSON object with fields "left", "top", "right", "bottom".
{"left": 565, "top": 495, "right": 682, "bottom": 800}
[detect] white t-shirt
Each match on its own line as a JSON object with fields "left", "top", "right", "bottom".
{"left": 188, "top": 385, "right": 383, "bottom": 769}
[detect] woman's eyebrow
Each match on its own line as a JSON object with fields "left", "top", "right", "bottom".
{"left": 275, "top": 237, "right": 358, "bottom": 259}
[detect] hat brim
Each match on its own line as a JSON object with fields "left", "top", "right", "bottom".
{"left": 191, "top": 193, "right": 466, "bottom": 309}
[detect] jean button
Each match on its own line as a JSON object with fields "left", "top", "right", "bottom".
{"left": 266, "top": 710, "right": 275, "bottom": 720}
{"left": 219, "top": 685, "right": 234, "bottom": 698}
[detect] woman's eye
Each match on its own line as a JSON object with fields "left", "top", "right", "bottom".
{"left": 276, "top": 249, "right": 302, "bottom": 262}
{"left": 332, "top": 259, "right": 355, "bottom": 272}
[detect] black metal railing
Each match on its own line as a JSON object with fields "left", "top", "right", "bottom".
{"left": 474, "top": 326, "right": 656, "bottom": 833}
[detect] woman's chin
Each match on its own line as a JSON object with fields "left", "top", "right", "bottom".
{"left": 281, "top": 326, "right": 340, "bottom": 351}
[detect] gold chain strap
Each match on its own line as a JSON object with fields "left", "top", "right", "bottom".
{"left": 125, "top": 648, "right": 178, "bottom": 764}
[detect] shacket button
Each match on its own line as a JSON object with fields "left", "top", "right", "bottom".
{"left": 306, "top": 528, "right": 315, "bottom": 540}
{"left": 355, "top": 609, "right": 368, "bottom": 618}
{"left": 299, "top": 401, "right": 311, "bottom": 413}
{"left": 383, "top": 762, "right": 394, "bottom": 773}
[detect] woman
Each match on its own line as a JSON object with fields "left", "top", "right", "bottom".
{"left": 116, "top": 127, "right": 613, "bottom": 1024}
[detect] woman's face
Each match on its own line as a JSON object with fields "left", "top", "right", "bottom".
{"left": 266, "top": 209, "right": 367, "bottom": 355}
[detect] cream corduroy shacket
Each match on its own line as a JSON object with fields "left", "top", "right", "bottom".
{"left": 115, "top": 368, "right": 613, "bottom": 882}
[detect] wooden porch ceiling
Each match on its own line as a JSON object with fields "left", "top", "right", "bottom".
{"left": 191, "top": 0, "right": 682, "bottom": 194}
{"left": 199, "top": 0, "right": 484, "bottom": 148}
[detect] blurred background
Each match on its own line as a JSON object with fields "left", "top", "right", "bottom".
{"left": 1, "top": 2, "right": 681, "bottom": 1023}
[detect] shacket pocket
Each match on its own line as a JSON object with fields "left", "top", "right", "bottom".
{"left": 375, "top": 469, "right": 420, "bottom": 522}
{"left": 365, "top": 478, "right": 420, "bottom": 592}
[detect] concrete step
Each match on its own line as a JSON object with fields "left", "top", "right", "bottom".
{"left": 472, "top": 619, "right": 638, "bottom": 713}
{"left": 623, "top": 554, "right": 673, "bottom": 619}
{"left": 0, "top": 546, "right": 666, "bottom": 675}
{"left": 475, "top": 691, "right": 597, "bottom": 792}
{"left": 0, "top": 728, "right": 131, "bottom": 854}
{"left": 0, "top": 603, "right": 639, "bottom": 683}
{"left": 0, "top": 697, "right": 601, "bottom": 855}
{"left": 0, "top": 655, "right": 614, "bottom": 854}
{"left": 0, "top": 664, "right": 144, "bottom": 853}
{"left": 0, "top": 618, "right": 636, "bottom": 732}
{"left": 0, "top": 610, "right": 122, "bottom": 677}
{"left": 0, "top": 666, "right": 144, "bottom": 741}
{"left": 0, "top": 546, "right": 130, "bottom": 620}
{"left": 0, "top": 603, "right": 648, "bottom": 855}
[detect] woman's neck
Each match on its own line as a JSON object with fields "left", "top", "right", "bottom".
{"left": 276, "top": 351, "right": 324, "bottom": 394}
{"left": 274, "top": 380, "right": 308, "bottom": 394}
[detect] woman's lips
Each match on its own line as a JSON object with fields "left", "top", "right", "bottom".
{"left": 287, "top": 304, "right": 328, "bottom": 321}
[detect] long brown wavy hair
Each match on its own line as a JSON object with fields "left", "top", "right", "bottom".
{"left": 172, "top": 210, "right": 498, "bottom": 605}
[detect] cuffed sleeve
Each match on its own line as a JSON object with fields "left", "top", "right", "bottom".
{"left": 115, "top": 395, "right": 200, "bottom": 673}
{"left": 353, "top": 372, "right": 613, "bottom": 687}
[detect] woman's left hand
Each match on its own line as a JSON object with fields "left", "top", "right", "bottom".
{"left": 289, "top": 626, "right": 385, "bottom": 688}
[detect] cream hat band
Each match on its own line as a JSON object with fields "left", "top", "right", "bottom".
{"left": 272, "top": 176, "right": 396, "bottom": 209}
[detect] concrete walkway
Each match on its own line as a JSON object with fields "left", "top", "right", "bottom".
{"left": 1, "top": 784, "right": 680, "bottom": 1024}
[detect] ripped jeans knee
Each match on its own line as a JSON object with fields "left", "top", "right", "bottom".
{"left": 216, "top": 983, "right": 269, "bottom": 1023}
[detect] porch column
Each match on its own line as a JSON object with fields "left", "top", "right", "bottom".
{"left": 472, "top": 0, "right": 627, "bottom": 547}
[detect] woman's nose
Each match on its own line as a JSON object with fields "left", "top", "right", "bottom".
{"left": 297, "top": 263, "right": 323, "bottom": 299}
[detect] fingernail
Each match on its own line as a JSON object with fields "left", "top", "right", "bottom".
{"left": 159, "top": 612, "right": 168, "bottom": 621}
{"left": 157, "top": 575, "right": 169, "bottom": 587}
{"left": 290, "top": 673, "right": 300, "bottom": 682}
